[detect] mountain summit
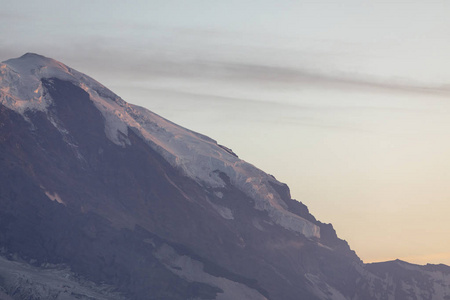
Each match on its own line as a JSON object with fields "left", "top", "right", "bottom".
{"left": 0, "top": 53, "right": 449, "bottom": 300}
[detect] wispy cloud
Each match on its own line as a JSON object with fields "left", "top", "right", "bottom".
{"left": 2, "top": 27, "right": 449, "bottom": 97}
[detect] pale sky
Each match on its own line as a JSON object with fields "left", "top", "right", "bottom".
{"left": 2, "top": 0, "right": 450, "bottom": 265}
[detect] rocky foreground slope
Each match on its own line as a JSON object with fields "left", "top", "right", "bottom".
{"left": 0, "top": 53, "right": 449, "bottom": 300}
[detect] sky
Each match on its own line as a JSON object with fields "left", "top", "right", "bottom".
{"left": 2, "top": 0, "right": 450, "bottom": 265}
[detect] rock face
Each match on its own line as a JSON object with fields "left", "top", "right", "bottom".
{"left": 0, "top": 53, "right": 449, "bottom": 300}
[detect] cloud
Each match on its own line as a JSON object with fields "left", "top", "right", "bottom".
{"left": 88, "top": 56, "right": 450, "bottom": 97}
{"left": 2, "top": 26, "right": 449, "bottom": 99}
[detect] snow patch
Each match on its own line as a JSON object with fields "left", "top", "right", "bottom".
{"left": 395, "top": 262, "right": 450, "bottom": 300}
{"left": 44, "top": 191, "right": 66, "bottom": 205}
{"left": 210, "top": 203, "right": 234, "bottom": 220}
{"left": 305, "top": 273, "right": 348, "bottom": 300}
{"left": 0, "top": 255, "right": 125, "bottom": 300}
{"left": 155, "top": 244, "right": 267, "bottom": 300}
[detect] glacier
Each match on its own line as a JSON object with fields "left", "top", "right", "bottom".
{"left": 0, "top": 53, "right": 320, "bottom": 239}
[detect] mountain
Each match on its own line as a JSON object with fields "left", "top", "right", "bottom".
{"left": 0, "top": 53, "right": 449, "bottom": 300}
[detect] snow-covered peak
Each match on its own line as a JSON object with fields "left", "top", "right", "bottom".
{"left": 0, "top": 53, "right": 320, "bottom": 238}
{"left": 1, "top": 53, "right": 66, "bottom": 114}
{"left": 1, "top": 52, "right": 117, "bottom": 115}
{"left": 5, "top": 53, "right": 68, "bottom": 75}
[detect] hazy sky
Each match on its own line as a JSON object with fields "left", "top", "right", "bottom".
{"left": 2, "top": 0, "right": 450, "bottom": 265}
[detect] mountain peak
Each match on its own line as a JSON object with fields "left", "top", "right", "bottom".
{"left": 19, "top": 52, "right": 47, "bottom": 59}
{"left": 4, "top": 53, "right": 68, "bottom": 74}
{"left": 0, "top": 53, "right": 75, "bottom": 115}
{"left": 0, "top": 53, "right": 321, "bottom": 239}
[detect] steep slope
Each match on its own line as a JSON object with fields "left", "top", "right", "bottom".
{"left": 0, "top": 53, "right": 449, "bottom": 300}
{"left": 0, "top": 53, "right": 320, "bottom": 239}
